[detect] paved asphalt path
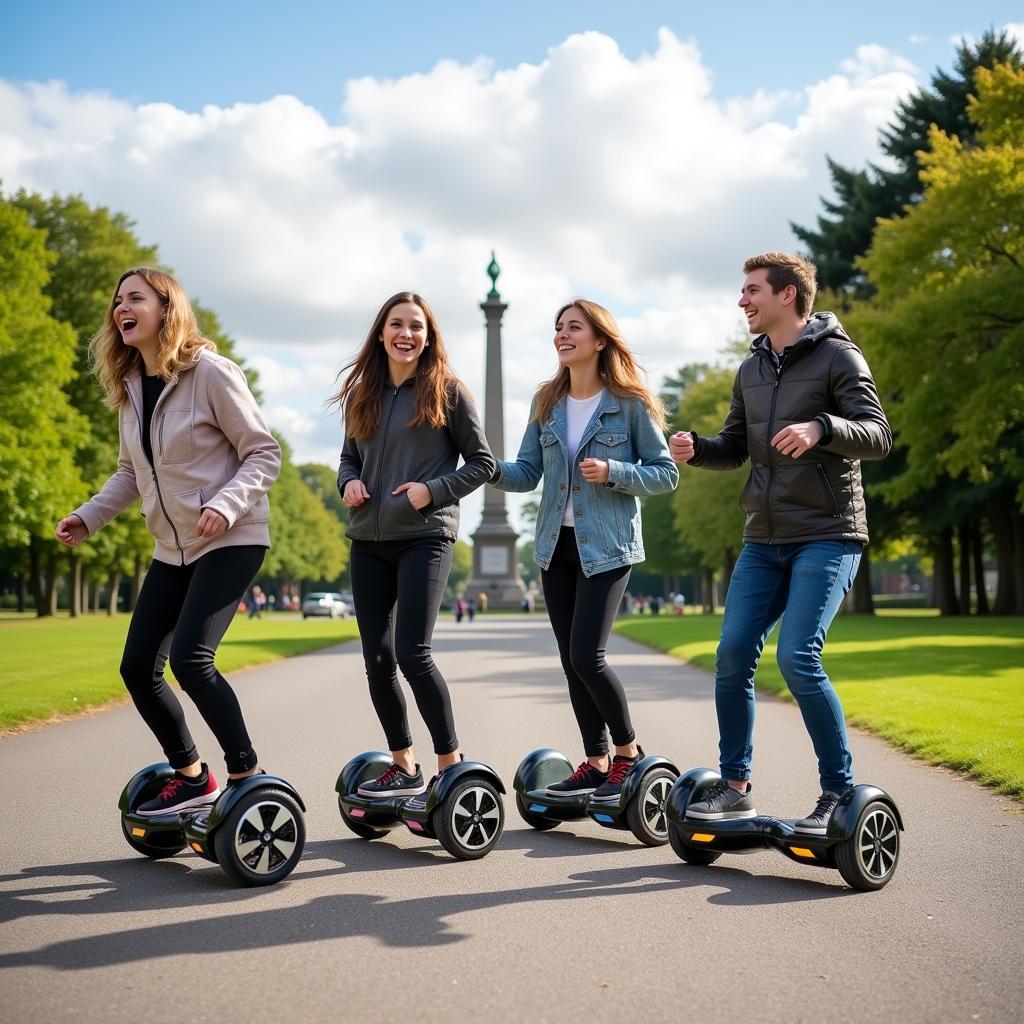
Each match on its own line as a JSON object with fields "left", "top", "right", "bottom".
{"left": 1, "top": 615, "right": 1022, "bottom": 1024}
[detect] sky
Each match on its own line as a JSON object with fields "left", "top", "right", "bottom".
{"left": 2, "top": 2, "right": 1022, "bottom": 537}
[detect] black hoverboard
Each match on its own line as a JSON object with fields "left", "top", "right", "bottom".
{"left": 119, "top": 763, "right": 306, "bottom": 887}
{"left": 665, "top": 768, "right": 902, "bottom": 891}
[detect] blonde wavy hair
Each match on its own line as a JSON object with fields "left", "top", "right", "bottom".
{"left": 532, "top": 298, "right": 667, "bottom": 430}
{"left": 90, "top": 267, "right": 216, "bottom": 408}
{"left": 329, "top": 291, "right": 463, "bottom": 440}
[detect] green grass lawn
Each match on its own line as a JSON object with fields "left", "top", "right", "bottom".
{"left": 0, "top": 612, "right": 359, "bottom": 732}
{"left": 615, "top": 611, "right": 1024, "bottom": 800}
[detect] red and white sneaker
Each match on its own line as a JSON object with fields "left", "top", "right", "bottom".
{"left": 137, "top": 765, "right": 221, "bottom": 816}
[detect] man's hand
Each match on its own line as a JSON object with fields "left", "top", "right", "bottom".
{"left": 578, "top": 458, "right": 610, "bottom": 484}
{"left": 669, "top": 431, "right": 695, "bottom": 464}
{"left": 343, "top": 480, "right": 370, "bottom": 507}
{"left": 393, "top": 481, "right": 432, "bottom": 509}
{"left": 771, "top": 421, "right": 824, "bottom": 459}
{"left": 55, "top": 514, "right": 88, "bottom": 547}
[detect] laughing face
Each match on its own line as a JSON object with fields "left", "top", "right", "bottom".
{"left": 739, "top": 268, "right": 792, "bottom": 336}
{"left": 554, "top": 305, "right": 604, "bottom": 368}
{"left": 114, "top": 273, "right": 165, "bottom": 353}
{"left": 380, "top": 301, "right": 429, "bottom": 370}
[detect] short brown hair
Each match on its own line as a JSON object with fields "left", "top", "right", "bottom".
{"left": 742, "top": 252, "right": 818, "bottom": 319}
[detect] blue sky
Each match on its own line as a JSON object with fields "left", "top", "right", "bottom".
{"left": 3, "top": 0, "right": 1018, "bottom": 114}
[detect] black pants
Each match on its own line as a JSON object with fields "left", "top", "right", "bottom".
{"left": 120, "top": 545, "right": 265, "bottom": 774}
{"left": 350, "top": 535, "right": 458, "bottom": 755}
{"left": 541, "top": 527, "right": 634, "bottom": 756}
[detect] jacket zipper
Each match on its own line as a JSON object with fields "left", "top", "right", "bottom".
{"left": 127, "top": 380, "right": 185, "bottom": 564}
{"left": 816, "top": 463, "right": 842, "bottom": 518}
{"left": 374, "top": 386, "right": 401, "bottom": 542}
{"left": 765, "top": 359, "right": 781, "bottom": 543}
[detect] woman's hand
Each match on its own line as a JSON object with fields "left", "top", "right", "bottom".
{"left": 55, "top": 514, "right": 88, "bottom": 547}
{"left": 197, "top": 508, "right": 229, "bottom": 538}
{"left": 393, "top": 481, "right": 432, "bottom": 509}
{"left": 343, "top": 480, "right": 370, "bottom": 507}
{"left": 578, "top": 458, "right": 610, "bottom": 484}
{"left": 771, "top": 421, "right": 823, "bottom": 459}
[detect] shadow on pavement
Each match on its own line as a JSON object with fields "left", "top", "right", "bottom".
{"left": 0, "top": 850, "right": 856, "bottom": 971}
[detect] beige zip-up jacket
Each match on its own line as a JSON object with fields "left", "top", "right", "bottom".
{"left": 73, "top": 350, "right": 281, "bottom": 565}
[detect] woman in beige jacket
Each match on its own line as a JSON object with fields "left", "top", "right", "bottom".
{"left": 56, "top": 267, "right": 281, "bottom": 816}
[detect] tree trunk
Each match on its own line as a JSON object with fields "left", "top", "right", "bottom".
{"left": 958, "top": 522, "right": 971, "bottom": 614}
{"left": 93, "top": 579, "right": 102, "bottom": 613}
{"left": 69, "top": 554, "right": 82, "bottom": 617}
{"left": 106, "top": 573, "right": 121, "bottom": 616}
{"left": 701, "top": 568, "right": 715, "bottom": 615}
{"left": 29, "top": 538, "right": 48, "bottom": 617}
{"left": 990, "top": 500, "right": 1017, "bottom": 614}
{"left": 1013, "top": 507, "right": 1024, "bottom": 615}
{"left": 972, "top": 524, "right": 989, "bottom": 616}
{"left": 81, "top": 577, "right": 90, "bottom": 615}
{"left": 932, "top": 528, "right": 959, "bottom": 616}
{"left": 850, "top": 545, "right": 875, "bottom": 613}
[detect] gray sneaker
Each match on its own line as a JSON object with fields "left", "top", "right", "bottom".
{"left": 685, "top": 778, "right": 756, "bottom": 820}
{"left": 793, "top": 791, "right": 842, "bottom": 834}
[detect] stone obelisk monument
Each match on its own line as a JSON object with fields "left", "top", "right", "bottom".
{"left": 468, "top": 253, "right": 525, "bottom": 609}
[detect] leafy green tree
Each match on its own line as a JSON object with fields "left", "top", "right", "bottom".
{"left": 793, "top": 29, "right": 1022, "bottom": 293}
{"left": 448, "top": 540, "right": 472, "bottom": 599}
{"left": 0, "top": 198, "right": 86, "bottom": 614}
{"left": 857, "top": 63, "right": 1024, "bottom": 613}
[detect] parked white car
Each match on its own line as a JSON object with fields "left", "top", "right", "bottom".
{"left": 301, "top": 592, "right": 349, "bottom": 619}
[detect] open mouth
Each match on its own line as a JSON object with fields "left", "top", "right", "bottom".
{"left": 120, "top": 318, "right": 138, "bottom": 335}
{"left": 392, "top": 342, "right": 416, "bottom": 353}
{"left": 558, "top": 344, "right": 575, "bottom": 352}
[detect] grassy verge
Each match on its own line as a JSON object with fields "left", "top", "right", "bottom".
{"left": 614, "top": 611, "right": 1024, "bottom": 800}
{"left": 0, "top": 612, "right": 359, "bottom": 732}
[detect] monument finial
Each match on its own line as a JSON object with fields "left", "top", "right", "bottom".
{"left": 486, "top": 250, "right": 501, "bottom": 299}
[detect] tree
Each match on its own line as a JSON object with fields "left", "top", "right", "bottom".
{"left": 0, "top": 198, "right": 86, "bottom": 614}
{"left": 793, "top": 29, "right": 1023, "bottom": 293}
{"left": 857, "top": 63, "right": 1024, "bottom": 612}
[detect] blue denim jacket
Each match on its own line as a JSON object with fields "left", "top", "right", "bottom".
{"left": 493, "top": 392, "right": 678, "bottom": 576}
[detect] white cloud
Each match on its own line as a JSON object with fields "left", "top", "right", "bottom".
{"left": 0, "top": 29, "right": 920, "bottom": 536}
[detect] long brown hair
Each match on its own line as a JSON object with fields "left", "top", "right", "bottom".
{"left": 90, "top": 267, "right": 215, "bottom": 408}
{"left": 533, "top": 298, "right": 667, "bottom": 430}
{"left": 329, "top": 292, "right": 462, "bottom": 440}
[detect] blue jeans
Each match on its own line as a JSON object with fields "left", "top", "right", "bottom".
{"left": 715, "top": 541, "right": 862, "bottom": 793}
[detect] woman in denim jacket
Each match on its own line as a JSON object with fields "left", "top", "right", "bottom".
{"left": 492, "top": 299, "right": 677, "bottom": 802}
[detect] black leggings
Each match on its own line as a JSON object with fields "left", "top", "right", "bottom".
{"left": 120, "top": 545, "right": 265, "bottom": 774}
{"left": 541, "top": 527, "right": 634, "bottom": 756}
{"left": 350, "top": 536, "right": 458, "bottom": 755}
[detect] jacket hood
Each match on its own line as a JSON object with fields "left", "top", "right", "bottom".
{"left": 750, "top": 311, "right": 850, "bottom": 355}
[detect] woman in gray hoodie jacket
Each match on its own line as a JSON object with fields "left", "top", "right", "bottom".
{"left": 56, "top": 267, "right": 281, "bottom": 816}
{"left": 334, "top": 291, "right": 495, "bottom": 799}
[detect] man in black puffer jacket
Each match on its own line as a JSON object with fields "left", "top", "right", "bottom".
{"left": 670, "top": 252, "right": 891, "bottom": 834}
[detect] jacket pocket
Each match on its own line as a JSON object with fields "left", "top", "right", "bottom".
{"left": 815, "top": 463, "right": 842, "bottom": 518}
{"left": 158, "top": 408, "right": 195, "bottom": 465}
{"left": 593, "top": 429, "right": 629, "bottom": 450}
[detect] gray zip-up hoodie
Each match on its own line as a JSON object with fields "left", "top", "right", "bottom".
{"left": 337, "top": 379, "right": 495, "bottom": 542}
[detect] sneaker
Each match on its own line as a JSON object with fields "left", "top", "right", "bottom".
{"left": 137, "top": 765, "right": 221, "bottom": 816}
{"left": 357, "top": 762, "right": 426, "bottom": 798}
{"left": 545, "top": 760, "right": 609, "bottom": 795}
{"left": 226, "top": 768, "right": 267, "bottom": 788}
{"left": 685, "top": 778, "right": 756, "bottom": 820}
{"left": 793, "top": 791, "right": 842, "bottom": 834}
{"left": 403, "top": 756, "right": 463, "bottom": 810}
{"left": 590, "top": 751, "right": 641, "bottom": 803}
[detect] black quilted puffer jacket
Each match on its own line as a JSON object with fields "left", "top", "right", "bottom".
{"left": 690, "top": 312, "right": 891, "bottom": 545}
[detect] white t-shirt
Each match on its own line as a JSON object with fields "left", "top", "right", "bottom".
{"left": 562, "top": 390, "right": 604, "bottom": 527}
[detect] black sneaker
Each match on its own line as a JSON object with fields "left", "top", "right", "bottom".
{"left": 685, "top": 778, "right": 756, "bottom": 820}
{"left": 546, "top": 760, "right": 609, "bottom": 795}
{"left": 226, "top": 768, "right": 267, "bottom": 788}
{"left": 137, "top": 765, "right": 221, "bottom": 816}
{"left": 793, "top": 791, "right": 842, "bottom": 834}
{"left": 590, "top": 751, "right": 641, "bottom": 803}
{"left": 357, "top": 762, "right": 426, "bottom": 798}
